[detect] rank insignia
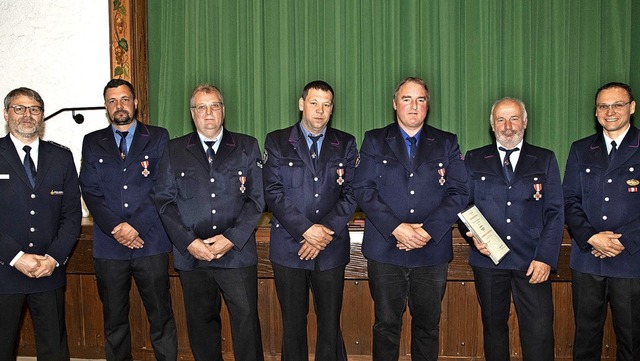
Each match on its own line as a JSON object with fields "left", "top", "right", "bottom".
{"left": 533, "top": 183, "right": 542, "bottom": 200}
{"left": 627, "top": 179, "right": 640, "bottom": 186}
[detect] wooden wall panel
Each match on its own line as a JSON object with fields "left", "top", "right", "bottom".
{"left": 17, "top": 220, "right": 618, "bottom": 360}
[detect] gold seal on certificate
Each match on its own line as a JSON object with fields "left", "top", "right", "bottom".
{"left": 458, "top": 205, "right": 510, "bottom": 265}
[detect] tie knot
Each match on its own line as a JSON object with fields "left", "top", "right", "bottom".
{"left": 205, "top": 140, "right": 216, "bottom": 149}
{"left": 23, "top": 145, "right": 32, "bottom": 153}
{"left": 309, "top": 134, "right": 322, "bottom": 144}
{"left": 611, "top": 140, "right": 617, "bottom": 150}
{"left": 406, "top": 136, "right": 417, "bottom": 145}
{"left": 116, "top": 130, "right": 129, "bottom": 139}
{"left": 499, "top": 146, "right": 520, "bottom": 157}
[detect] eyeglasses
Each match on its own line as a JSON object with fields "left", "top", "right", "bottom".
{"left": 596, "top": 101, "right": 632, "bottom": 112}
{"left": 9, "top": 105, "right": 43, "bottom": 115}
{"left": 191, "top": 102, "right": 223, "bottom": 113}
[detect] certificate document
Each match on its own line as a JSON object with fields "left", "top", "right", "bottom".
{"left": 458, "top": 205, "right": 510, "bottom": 265}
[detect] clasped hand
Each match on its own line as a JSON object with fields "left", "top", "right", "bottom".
{"left": 15, "top": 253, "right": 57, "bottom": 278}
{"left": 298, "top": 224, "right": 334, "bottom": 260}
{"left": 112, "top": 222, "right": 144, "bottom": 249}
{"left": 588, "top": 231, "right": 624, "bottom": 258}
{"left": 395, "top": 223, "right": 430, "bottom": 251}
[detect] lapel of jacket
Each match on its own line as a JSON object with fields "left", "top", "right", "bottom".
{"left": 213, "top": 129, "right": 237, "bottom": 171}
{"left": 35, "top": 140, "right": 54, "bottom": 189}
{"left": 0, "top": 134, "right": 32, "bottom": 187}
{"left": 385, "top": 124, "right": 411, "bottom": 171}
{"left": 185, "top": 132, "right": 210, "bottom": 171}
{"left": 317, "top": 127, "right": 341, "bottom": 167}
{"left": 586, "top": 133, "right": 611, "bottom": 173}
{"left": 482, "top": 145, "right": 505, "bottom": 180}
{"left": 512, "top": 142, "right": 537, "bottom": 181}
{"left": 96, "top": 126, "right": 122, "bottom": 161}
{"left": 608, "top": 126, "right": 640, "bottom": 172}
{"left": 414, "top": 125, "right": 436, "bottom": 170}
{"left": 123, "top": 121, "right": 151, "bottom": 167}
{"left": 289, "top": 123, "right": 315, "bottom": 173}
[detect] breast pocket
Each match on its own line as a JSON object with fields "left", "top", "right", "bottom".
{"left": 281, "top": 159, "right": 305, "bottom": 188}
{"left": 377, "top": 157, "right": 402, "bottom": 186}
{"left": 175, "top": 169, "right": 197, "bottom": 200}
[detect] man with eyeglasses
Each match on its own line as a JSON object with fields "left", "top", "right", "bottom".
{"left": 0, "top": 87, "right": 81, "bottom": 360}
{"left": 154, "top": 83, "right": 264, "bottom": 361}
{"left": 462, "top": 97, "right": 563, "bottom": 361}
{"left": 564, "top": 82, "right": 639, "bottom": 360}
{"left": 263, "top": 80, "right": 358, "bottom": 360}
{"left": 79, "top": 79, "right": 178, "bottom": 360}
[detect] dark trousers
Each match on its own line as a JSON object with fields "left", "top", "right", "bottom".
{"left": 472, "top": 266, "right": 554, "bottom": 361}
{"left": 367, "top": 260, "right": 448, "bottom": 361}
{"left": 0, "top": 287, "right": 69, "bottom": 361}
{"left": 572, "top": 269, "right": 640, "bottom": 361}
{"left": 178, "top": 265, "right": 264, "bottom": 361}
{"left": 272, "top": 262, "right": 347, "bottom": 361}
{"left": 94, "top": 254, "right": 178, "bottom": 361}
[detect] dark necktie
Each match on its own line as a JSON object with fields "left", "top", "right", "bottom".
{"left": 205, "top": 141, "right": 216, "bottom": 168}
{"left": 499, "top": 146, "right": 520, "bottom": 182}
{"left": 609, "top": 140, "right": 617, "bottom": 162}
{"left": 116, "top": 130, "right": 129, "bottom": 160}
{"left": 309, "top": 134, "right": 322, "bottom": 169}
{"left": 407, "top": 136, "right": 417, "bottom": 167}
{"left": 23, "top": 145, "right": 37, "bottom": 188}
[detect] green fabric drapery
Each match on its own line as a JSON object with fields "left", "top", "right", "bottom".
{"left": 148, "top": 0, "right": 639, "bottom": 173}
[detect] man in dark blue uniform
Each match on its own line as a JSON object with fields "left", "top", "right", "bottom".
{"left": 564, "top": 82, "right": 640, "bottom": 361}
{"left": 0, "top": 87, "right": 81, "bottom": 360}
{"left": 353, "top": 77, "right": 469, "bottom": 361}
{"left": 463, "top": 97, "right": 564, "bottom": 361}
{"left": 154, "top": 83, "right": 264, "bottom": 361}
{"left": 263, "top": 80, "right": 358, "bottom": 361}
{"left": 79, "top": 79, "right": 177, "bottom": 360}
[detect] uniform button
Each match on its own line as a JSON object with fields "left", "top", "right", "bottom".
{"left": 181, "top": 172, "right": 185, "bottom": 177}
{"left": 607, "top": 179, "right": 612, "bottom": 183}
{"left": 602, "top": 216, "right": 607, "bottom": 220}
{"left": 438, "top": 163, "right": 443, "bottom": 167}
{"left": 533, "top": 177, "right": 539, "bottom": 181}
{"left": 238, "top": 171, "right": 243, "bottom": 175}
{"left": 315, "top": 194, "right": 319, "bottom": 198}
{"left": 275, "top": 224, "right": 280, "bottom": 228}
{"left": 315, "top": 210, "right": 320, "bottom": 214}
{"left": 506, "top": 201, "right": 511, "bottom": 206}
{"left": 124, "top": 203, "right": 129, "bottom": 208}
{"left": 383, "top": 160, "right": 388, "bottom": 164}
{"left": 31, "top": 194, "right": 36, "bottom": 199}
{"left": 212, "top": 209, "right": 217, "bottom": 214}
{"left": 211, "top": 193, "right": 216, "bottom": 198}
{"left": 508, "top": 186, "right": 512, "bottom": 189}
{"left": 123, "top": 185, "right": 128, "bottom": 190}
{"left": 410, "top": 190, "right": 415, "bottom": 195}
{"left": 410, "top": 209, "right": 415, "bottom": 213}
{"left": 506, "top": 236, "right": 511, "bottom": 240}
{"left": 410, "top": 173, "right": 414, "bottom": 177}
{"left": 630, "top": 167, "right": 635, "bottom": 172}
{"left": 99, "top": 159, "right": 104, "bottom": 163}
{"left": 289, "top": 162, "right": 293, "bottom": 166}
{"left": 586, "top": 168, "right": 591, "bottom": 173}
{"left": 30, "top": 227, "right": 35, "bottom": 232}
{"left": 145, "top": 155, "right": 149, "bottom": 159}
{"left": 481, "top": 176, "right": 486, "bottom": 181}
{"left": 314, "top": 177, "right": 318, "bottom": 181}
{"left": 506, "top": 219, "right": 511, "bottom": 223}
{"left": 210, "top": 178, "right": 215, "bottom": 182}
{"left": 604, "top": 197, "right": 610, "bottom": 202}
{"left": 28, "top": 243, "right": 34, "bottom": 247}
{"left": 30, "top": 210, "right": 36, "bottom": 215}
{"left": 212, "top": 225, "right": 217, "bottom": 230}
{"left": 339, "top": 163, "right": 344, "bottom": 167}
{"left": 123, "top": 168, "right": 127, "bottom": 172}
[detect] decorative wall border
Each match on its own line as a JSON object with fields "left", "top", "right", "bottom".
{"left": 108, "top": 0, "right": 149, "bottom": 124}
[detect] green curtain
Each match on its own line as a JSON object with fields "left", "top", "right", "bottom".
{"left": 148, "top": 0, "right": 639, "bottom": 173}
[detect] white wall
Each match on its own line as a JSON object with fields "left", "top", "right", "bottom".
{"left": 0, "top": 0, "right": 111, "bottom": 165}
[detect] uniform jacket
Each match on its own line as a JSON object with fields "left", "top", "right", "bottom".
{"left": 464, "top": 142, "right": 564, "bottom": 270}
{"left": 79, "top": 121, "right": 172, "bottom": 259}
{"left": 0, "top": 135, "right": 81, "bottom": 293}
{"left": 564, "top": 125, "right": 640, "bottom": 278}
{"left": 353, "top": 123, "right": 469, "bottom": 267}
{"left": 153, "top": 129, "right": 264, "bottom": 271}
{"left": 263, "top": 123, "right": 358, "bottom": 271}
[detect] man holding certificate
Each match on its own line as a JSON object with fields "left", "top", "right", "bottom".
{"left": 462, "top": 97, "right": 564, "bottom": 361}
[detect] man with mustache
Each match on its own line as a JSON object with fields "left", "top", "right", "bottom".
{"left": 564, "top": 82, "right": 640, "bottom": 360}
{"left": 0, "top": 87, "right": 81, "bottom": 360}
{"left": 462, "top": 97, "right": 563, "bottom": 361}
{"left": 79, "top": 79, "right": 177, "bottom": 360}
